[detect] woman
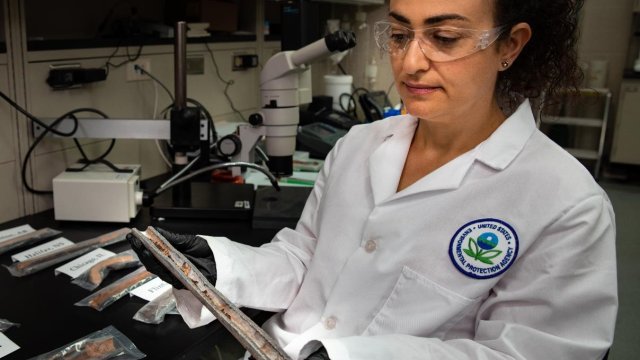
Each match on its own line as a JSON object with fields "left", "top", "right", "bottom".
{"left": 131, "top": 0, "right": 617, "bottom": 359}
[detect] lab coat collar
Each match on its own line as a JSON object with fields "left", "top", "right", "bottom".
{"left": 474, "top": 99, "right": 537, "bottom": 171}
{"left": 368, "top": 100, "right": 536, "bottom": 204}
{"left": 368, "top": 118, "right": 417, "bottom": 205}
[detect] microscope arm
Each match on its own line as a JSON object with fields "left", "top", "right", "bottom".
{"left": 260, "top": 30, "right": 357, "bottom": 85}
{"left": 32, "top": 118, "right": 171, "bottom": 140}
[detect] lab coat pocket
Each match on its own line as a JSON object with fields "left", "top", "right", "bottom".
{"left": 364, "top": 266, "right": 479, "bottom": 337}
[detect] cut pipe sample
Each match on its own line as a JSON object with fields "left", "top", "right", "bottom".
{"left": 130, "top": 227, "right": 291, "bottom": 360}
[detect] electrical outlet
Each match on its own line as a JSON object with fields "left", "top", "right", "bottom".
{"left": 232, "top": 54, "right": 259, "bottom": 71}
{"left": 126, "top": 58, "right": 151, "bottom": 81}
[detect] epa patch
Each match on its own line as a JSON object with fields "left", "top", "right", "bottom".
{"left": 448, "top": 218, "right": 519, "bottom": 279}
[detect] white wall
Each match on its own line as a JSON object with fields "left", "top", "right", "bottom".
{"left": 578, "top": 0, "right": 634, "bottom": 99}
{"left": 0, "top": 55, "right": 23, "bottom": 223}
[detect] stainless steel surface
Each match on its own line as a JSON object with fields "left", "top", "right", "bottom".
{"left": 131, "top": 227, "right": 291, "bottom": 360}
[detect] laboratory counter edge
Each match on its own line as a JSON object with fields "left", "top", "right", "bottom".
{"left": 0, "top": 207, "right": 280, "bottom": 360}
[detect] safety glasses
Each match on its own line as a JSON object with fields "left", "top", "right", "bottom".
{"left": 374, "top": 21, "right": 505, "bottom": 62}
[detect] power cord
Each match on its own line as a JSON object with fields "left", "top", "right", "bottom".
{"left": 340, "top": 87, "right": 370, "bottom": 119}
{"left": 134, "top": 64, "right": 218, "bottom": 144}
{"left": 103, "top": 41, "right": 144, "bottom": 76}
{"left": 129, "top": 64, "right": 219, "bottom": 165}
{"left": 133, "top": 64, "right": 175, "bottom": 102}
{"left": 152, "top": 161, "right": 280, "bottom": 198}
{"left": 150, "top": 77, "right": 172, "bottom": 168}
{"left": 23, "top": 108, "right": 112, "bottom": 194}
{"left": 22, "top": 113, "right": 79, "bottom": 194}
{"left": 0, "top": 91, "right": 77, "bottom": 137}
{"left": 204, "top": 42, "right": 246, "bottom": 122}
{"left": 0, "top": 90, "right": 113, "bottom": 194}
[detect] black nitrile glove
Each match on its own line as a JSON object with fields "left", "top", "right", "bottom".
{"left": 127, "top": 228, "right": 217, "bottom": 289}
{"left": 305, "top": 347, "right": 330, "bottom": 360}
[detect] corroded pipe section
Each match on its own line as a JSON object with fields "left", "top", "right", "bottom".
{"left": 130, "top": 227, "right": 291, "bottom": 360}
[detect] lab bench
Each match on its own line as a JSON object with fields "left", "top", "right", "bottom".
{"left": 0, "top": 207, "right": 279, "bottom": 359}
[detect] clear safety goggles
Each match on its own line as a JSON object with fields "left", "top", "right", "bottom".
{"left": 373, "top": 21, "right": 505, "bottom": 62}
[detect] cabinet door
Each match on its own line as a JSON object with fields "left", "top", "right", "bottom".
{"left": 611, "top": 82, "right": 640, "bottom": 165}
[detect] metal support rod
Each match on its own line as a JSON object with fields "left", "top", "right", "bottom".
{"left": 174, "top": 21, "right": 187, "bottom": 110}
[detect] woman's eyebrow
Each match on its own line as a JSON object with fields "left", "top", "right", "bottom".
{"left": 388, "top": 12, "right": 410, "bottom": 24}
{"left": 388, "top": 11, "right": 470, "bottom": 26}
{"left": 424, "top": 14, "right": 470, "bottom": 25}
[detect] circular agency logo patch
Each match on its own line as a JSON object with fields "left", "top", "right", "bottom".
{"left": 449, "top": 218, "right": 519, "bottom": 279}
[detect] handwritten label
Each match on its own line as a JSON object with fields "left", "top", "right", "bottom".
{"left": 0, "top": 332, "right": 20, "bottom": 358}
{"left": 130, "top": 277, "right": 171, "bottom": 302}
{"left": 55, "top": 248, "right": 116, "bottom": 278}
{"left": 11, "top": 238, "right": 73, "bottom": 262}
{"left": 0, "top": 225, "right": 35, "bottom": 244}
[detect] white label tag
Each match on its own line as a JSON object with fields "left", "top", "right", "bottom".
{"left": 0, "top": 224, "right": 35, "bottom": 244}
{"left": 10, "top": 238, "right": 73, "bottom": 262}
{"left": 0, "top": 332, "right": 20, "bottom": 358}
{"left": 130, "top": 277, "right": 172, "bottom": 302}
{"left": 54, "top": 248, "right": 116, "bottom": 278}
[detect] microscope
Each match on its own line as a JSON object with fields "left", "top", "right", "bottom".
{"left": 256, "top": 30, "right": 356, "bottom": 176}
{"left": 37, "top": 23, "right": 356, "bottom": 223}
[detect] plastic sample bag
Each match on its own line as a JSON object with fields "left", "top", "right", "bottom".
{"left": 27, "top": 325, "right": 145, "bottom": 360}
{"left": 72, "top": 250, "right": 141, "bottom": 291}
{"left": 132, "top": 289, "right": 177, "bottom": 325}
{"left": 5, "top": 228, "right": 130, "bottom": 277}
{"left": 0, "top": 318, "right": 19, "bottom": 332}
{"left": 0, "top": 228, "right": 62, "bottom": 256}
{"left": 75, "top": 268, "right": 155, "bottom": 311}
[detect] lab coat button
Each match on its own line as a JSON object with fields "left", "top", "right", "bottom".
{"left": 324, "top": 316, "right": 337, "bottom": 330}
{"left": 364, "top": 240, "right": 377, "bottom": 253}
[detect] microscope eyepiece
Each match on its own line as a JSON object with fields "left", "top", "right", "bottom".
{"left": 324, "top": 30, "right": 357, "bottom": 52}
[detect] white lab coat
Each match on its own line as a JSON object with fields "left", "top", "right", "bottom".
{"left": 174, "top": 100, "right": 617, "bottom": 360}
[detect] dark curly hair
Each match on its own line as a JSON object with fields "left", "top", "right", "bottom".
{"left": 494, "top": 0, "right": 585, "bottom": 108}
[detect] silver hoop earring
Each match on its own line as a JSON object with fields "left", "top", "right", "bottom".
{"left": 501, "top": 60, "right": 510, "bottom": 68}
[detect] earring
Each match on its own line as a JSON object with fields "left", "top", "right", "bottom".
{"left": 501, "top": 60, "right": 510, "bottom": 68}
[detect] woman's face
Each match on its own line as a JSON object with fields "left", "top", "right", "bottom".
{"left": 388, "top": 0, "right": 503, "bottom": 123}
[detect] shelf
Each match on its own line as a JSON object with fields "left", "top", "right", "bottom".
{"left": 26, "top": 33, "right": 258, "bottom": 52}
{"left": 624, "top": 68, "right": 640, "bottom": 79}
{"left": 565, "top": 148, "right": 599, "bottom": 160}
{"left": 538, "top": 85, "right": 611, "bottom": 179}
{"left": 577, "top": 88, "right": 611, "bottom": 97}
{"left": 541, "top": 116, "right": 604, "bottom": 127}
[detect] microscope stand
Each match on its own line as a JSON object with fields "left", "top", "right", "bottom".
{"left": 150, "top": 182, "right": 255, "bottom": 220}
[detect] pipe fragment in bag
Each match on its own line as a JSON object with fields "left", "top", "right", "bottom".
{"left": 0, "top": 227, "right": 62, "bottom": 256}
{"left": 130, "top": 227, "right": 291, "bottom": 360}
{"left": 5, "top": 228, "right": 130, "bottom": 277}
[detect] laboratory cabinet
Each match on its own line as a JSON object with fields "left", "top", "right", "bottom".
{"left": 611, "top": 80, "right": 640, "bottom": 165}
{"left": 539, "top": 88, "right": 612, "bottom": 179}
{"left": 24, "top": 0, "right": 258, "bottom": 51}
{"left": 314, "top": 0, "right": 384, "bottom": 4}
